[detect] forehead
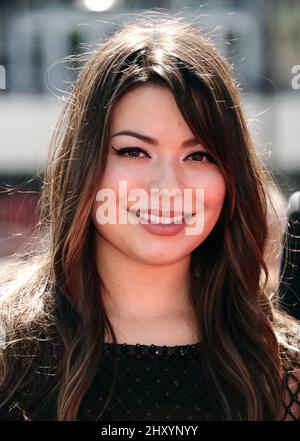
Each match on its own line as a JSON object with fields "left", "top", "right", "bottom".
{"left": 109, "top": 83, "right": 195, "bottom": 139}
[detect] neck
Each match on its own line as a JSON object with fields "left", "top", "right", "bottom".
{"left": 95, "top": 234, "right": 199, "bottom": 344}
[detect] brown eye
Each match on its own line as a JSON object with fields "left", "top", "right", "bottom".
{"left": 185, "top": 151, "right": 214, "bottom": 163}
{"left": 112, "top": 146, "right": 150, "bottom": 160}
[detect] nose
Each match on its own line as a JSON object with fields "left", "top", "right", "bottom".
{"left": 149, "top": 157, "right": 183, "bottom": 195}
{"left": 148, "top": 158, "right": 185, "bottom": 210}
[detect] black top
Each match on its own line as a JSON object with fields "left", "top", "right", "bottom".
{"left": 78, "top": 341, "right": 216, "bottom": 421}
{"left": 1, "top": 341, "right": 299, "bottom": 421}
{"left": 77, "top": 342, "right": 300, "bottom": 421}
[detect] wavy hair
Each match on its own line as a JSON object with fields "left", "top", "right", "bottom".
{"left": 1, "top": 11, "right": 299, "bottom": 421}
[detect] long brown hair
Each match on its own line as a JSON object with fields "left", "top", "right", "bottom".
{"left": 1, "top": 11, "right": 299, "bottom": 421}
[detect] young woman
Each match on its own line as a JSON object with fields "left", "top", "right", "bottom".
{"left": 1, "top": 12, "right": 300, "bottom": 421}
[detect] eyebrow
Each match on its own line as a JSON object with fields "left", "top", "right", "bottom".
{"left": 110, "top": 130, "right": 201, "bottom": 147}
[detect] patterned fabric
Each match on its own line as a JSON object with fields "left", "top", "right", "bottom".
{"left": 77, "top": 342, "right": 300, "bottom": 421}
{"left": 78, "top": 342, "right": 217, "bottom": 421}
{"left": 1, "top": 342, "right": 299, "bottom": 420}
{"left": 281, "top": 369, "right": 300, "bottom": 420}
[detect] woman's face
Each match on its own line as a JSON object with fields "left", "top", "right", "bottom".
{"left": 91, "top": 83, "right": 227, "bottom": 265}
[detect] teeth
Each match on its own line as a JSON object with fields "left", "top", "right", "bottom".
{"left": 130, "top": 210, "right": 196, "bottom": 224}
{"left": 138, "top": 212, "right": 184, "bottom": 224}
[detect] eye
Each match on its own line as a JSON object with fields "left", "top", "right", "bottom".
{"left": 184, "top": 151, "right": 214, "bottom": 164}
{"left": 112, "top": 146, "right": 150, "bottom": 160}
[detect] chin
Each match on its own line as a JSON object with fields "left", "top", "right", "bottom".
{"left": 127, "top": 240, "right": 193, "bottom": 265}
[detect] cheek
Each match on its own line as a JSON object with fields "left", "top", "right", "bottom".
{"left": 191, "top": 169, "right": 227, "bottom": 209}
{"left": 191, "top": 172, "right": 226, "bottom": 240}
{"left": 97, "top": 158, "right": 146, "bottom": 193}
{"left": 91, "top": 165, "right": 145, "bottom": 226}
{"left": 206, "top": 181, "right": 227, "bottom": 207}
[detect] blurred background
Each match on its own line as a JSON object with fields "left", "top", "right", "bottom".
{"left": 0, "top": 0, "right": 299, "bottom": 291}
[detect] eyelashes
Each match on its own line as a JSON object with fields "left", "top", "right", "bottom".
{"left": 112, "top": 146, "right": 151, "bottom": 160}
{"left": 111, "top": 146, "right": 215, "bottom": 164}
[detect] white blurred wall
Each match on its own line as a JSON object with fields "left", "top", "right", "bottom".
{"left": 0, "top": 95, "right": 63, "bottom": 173}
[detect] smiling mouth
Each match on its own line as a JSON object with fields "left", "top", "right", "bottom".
{"left": 129, "top": 209, "right": 196, "bottom": 224}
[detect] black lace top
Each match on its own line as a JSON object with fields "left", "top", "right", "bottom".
{"left": 1, "top": 341, "right": 299, "bottom": 421}
{"left": 78, "top": 341, "right": 215, "bottom": 421}
{"left": 76, "top": 341, "right": 300, "bottom": 421}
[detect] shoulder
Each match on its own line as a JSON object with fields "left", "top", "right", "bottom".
{"left": 278, "top": 331, "right": 300, "bottom": 420}
{"left": 281, "top": 367, "right": 300, "bottom": 420}
{"left": 271, "top": 309, "right": 300, "bottom": 420}
{"left": 0, "top": 256, "right": 60, "bottom": 421}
